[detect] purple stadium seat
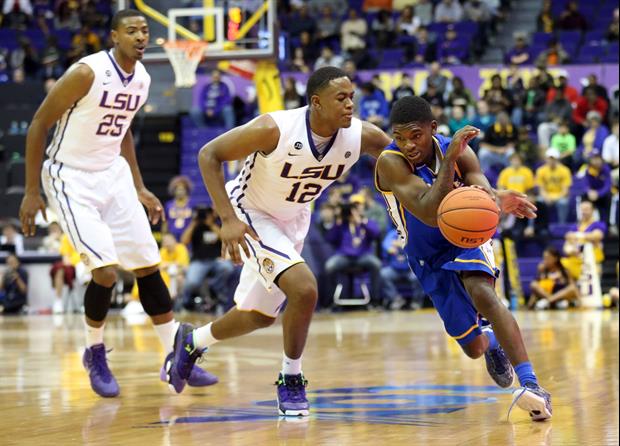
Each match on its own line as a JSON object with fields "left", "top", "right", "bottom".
{"left": 376, "top": 49, "right": 405, "bottom": 68}
{"left": 583, "top": 30, "right": 606, "bottom": 44}
{"left": 532, "top": 32, "right": 554, "bottom": 46}
{"left": 549, "top": 223, "right": 574, "bottom": 238}
{"left": 577, "top": 44, "right": 607, "bottom": 63}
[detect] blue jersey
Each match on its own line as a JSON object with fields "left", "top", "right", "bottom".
{"left": 375, "top": 134, "right": 498, "bottom": 346}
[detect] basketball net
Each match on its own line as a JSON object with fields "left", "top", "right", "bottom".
{"left": 163, "top": 40, "right": 208, "bottom": 88}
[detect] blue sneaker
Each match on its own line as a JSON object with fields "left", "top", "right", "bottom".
{"left": 276, "top": 373, "right": 310, "bottom": 417}
{"left": 165, "top": 323, "right": 206, "bottom": 394}
{"left": 82, "top": 343, "right": 120, "bottom": 398}
{"left": 160, "top": 352, "right": 218, "bottom": 387}
{"left": 484, "top": 345, "right": 515, "bottom": 388}
{"left": 510, "top": 382, "right": 553, "bottom": 421}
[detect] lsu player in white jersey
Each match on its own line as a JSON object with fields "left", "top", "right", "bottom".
{"left": 19, "top": 9, "right": 217, "bottom": 398}
{"left": 166, "top": 67, "right": 392, "bottom": 415}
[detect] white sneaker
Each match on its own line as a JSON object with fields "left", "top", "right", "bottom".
{"left": 52, "top": 300, "right": 64, "bottom": 314}
{"left": 535, "top": 299, "right": 550, "bottom": 310}
{"left": 554, "top": 300, "right": 569, "bottom": 309}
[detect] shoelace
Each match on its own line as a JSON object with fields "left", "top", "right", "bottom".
{"left": 507, "top": 387, "right": 527, "bottom": 421}
{"left": 277, "top": 376, "right": 308, "bottom": 402}
{"left": 90, "top": 347, "right": 114, "bottom": 382}
{"left": 180, "top": 344, "right": 206, "bottom": 378}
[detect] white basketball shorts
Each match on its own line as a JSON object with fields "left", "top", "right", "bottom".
{"left": 231, "top": 204, "right": 310, "bottom": 318}
{"left": 42, "top": 157, "right": 160, "bottom": 271}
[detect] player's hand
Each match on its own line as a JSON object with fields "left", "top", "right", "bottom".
{"left": 495, "top": 189, "right": 538, "bottom": 219}
{"left": 19, "top": 193, "right": 47, "bottom": 236}
{"left": 137, "top": 188, "right": 165, "bottom": 224}
{"left": 219, "top": 216, "right": 260, "bottom": 265}
{"left": 446, "top": 126, "right": 480, "bottom": 160}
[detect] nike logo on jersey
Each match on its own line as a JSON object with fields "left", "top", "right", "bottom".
{"left": 287, "top": 152, "right": 303, "bottom": 156}
{"left": 103, "top": 81, "right": 111, "bottom": 85}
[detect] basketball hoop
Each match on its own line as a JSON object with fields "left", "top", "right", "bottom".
{"left": 163, "top": 40, "right": 209, "bottom": 88}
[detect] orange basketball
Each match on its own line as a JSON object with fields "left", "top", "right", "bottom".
{"left": 437, "top": 187, "right": 500, "bottom": 249}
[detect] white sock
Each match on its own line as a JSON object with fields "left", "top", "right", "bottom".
{"left": 153, "top": 319, "right": 179, "bottom": 354}
{"left": 85, "top": 321, "right": 104, "bottom": 347}
{"left": 193, "top": 322, "right": 219, "bottom": 349}
{"left": 281, "top": 353, "right": 302, "bottom": 375}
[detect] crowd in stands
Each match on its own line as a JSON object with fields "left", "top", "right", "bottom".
{"left": 1, "top": 0, "right": 619, "bottom": 314}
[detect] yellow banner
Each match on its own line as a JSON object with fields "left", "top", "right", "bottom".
{"left": 254, "top": 60, "right": 284, "bottom": 113}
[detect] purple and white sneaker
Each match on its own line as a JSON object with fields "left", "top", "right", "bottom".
{"left": 276, "top": 373, "right": 310, "bottom": 417}
{"left": 82, "top": 343, "right": 120, "bottom": 398}
{"left": 160, "top": 352, "right": 218, "bottom": 387}
{"left": 165, "top": 323, "right": 206, "bottom": 394}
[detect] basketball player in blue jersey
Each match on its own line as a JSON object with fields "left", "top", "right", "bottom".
{"left": 18, "top": 9, "right": 217, "bottom": 398}
{"left": 375, "top": 96, "right": 552, "bottom": 421}
{"left": 165, "top": 67, "right": 392, "bottom": 416}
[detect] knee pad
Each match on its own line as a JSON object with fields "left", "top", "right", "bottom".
{"left": 137, "top": 271, "right": 173, "bottom": 316}
{"left": 84, "top": 281, "right": 115, "bottom": 322}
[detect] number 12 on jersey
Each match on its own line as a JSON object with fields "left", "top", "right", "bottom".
{"left": 285, "top": 182, "right": 323, "bottom": 203}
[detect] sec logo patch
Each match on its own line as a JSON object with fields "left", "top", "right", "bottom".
{"left": 262, "top": 258, "right": 275, "bottom": 274}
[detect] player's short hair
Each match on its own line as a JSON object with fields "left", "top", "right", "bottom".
{"left": 390, "top": 96, "right": 434, "bottom": 126}
{"left": 306, "top": 67, "right": 349, "bottom": 101}
{"left": 111, "top": 9, "right": 146, "bottom": 30}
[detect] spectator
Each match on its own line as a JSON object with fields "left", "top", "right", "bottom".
{"left": 421, "top": 83, "right": 446, "bottom": 109}
{"left": 434, "top": 0, "right": 464, "bottom": 23}
{"left": 287, "top": 5, "right": 316, "bottom": 38}
{"left": 538, "top": 88, "right": 574, "bottom": 150}
{"left": 314, "top": 46, "right": 344, "bottom": 70}
{"left": 391, "top": 73, "right": 415, "bottom": 107}
{"left": 43, "top": 223, "right": 76, "bottom": 314}
{"left": 606, "top": 8, "right": 619, "bottom": 41}
{"left": 0, "top": 254, "right": 28, "bottom": 314}
{"left": 10, "top": 36, "right": 40, "bottom": 79}
{"left": 426, "top": 62, "right": 449, "bottom": 97}
{"left": 581, "top": 74, "right": 610, "bottom": 104}
{"left": 471, "top": 99, "right": 495, "bottom": 139}
{"left": 478, "top": 111, "right": 516, "bottom": 172}
{"left": 358, "top": 187, "right": 388, "bottom": 233}
{"left": 396, "top": 5, "right": 420, "bottom": 36}
{"left": 54, "top": 0, "right": 81, "bottom": 31}
{"left": 579, "top": 111, "right": 610, "bottom": 161}
{"left": 536, "top": 148, "right": 572, "bottom": 224}
{"left": 1, "top": 222, "right": 24, "bottom": 254}
{"left": 315, "top": 5, "right": 340, "bottom": 47}
{"left": 515, "top": 126, "right": 540, "bottom": 167}
{"left": 572, "top": 87, "right": 609, "bottom": 142}
{"left": 448, "top": 106, "right": 472, "bottom": 135}
{"left": 414, "top": 0, "right": 434, "bottom": 26}
{"left": 602, "top": 120, "right": 619, "bottom": 169}
{"left": 437, "top": 25, "right": 465, "bottom": 65}
{"left": 519, "top": 76, "right": 546, "bottom": 128}
{"left": 38, "top": 37, "right": 64, "bottom": 81}
{"left": 497, "top": 152, "right": 535, "bottom": 195}
{"left": 180, "top": 206, "right": 235, "bottom": 311}
{"left": 535, "top": 39, "right": 569, "bottom": 67}
{"left": 159, "top": 233, "right": 189, "bottom": 301}
{"left": 323, "top": 201, "right": 382, "bottom": 308}
{"left": 447, "top": 76, "right": 474, "bottom": 111}
{"left": 199, "top": 69, "right": 235, "bottom": 130}
{"left": 372, "top": 9, "right": 395, "bottom": 49}
{"left": 289, "top": 47, "right": 310, "bottom": 73}
{"left": 163, "top": 176, "right": 194, "bottom": 242}
{"left": 577, "top": 149, "right": 612, "bottom": 223}
{"left": 504, "top": 34, "right": 531, "bottom": 66}
{"left": 380, "top": 229, "right": 425, "bottom": 310}
{"left": 39, "top": 220, "right": 62, "bottom": 253}
{"left": 549, "top": 122, "right": 577, "bottom": 169}
{"left": 2, "top": 0, "right": 32, "bottom": 29}
{"left": 546, "top": 75, "right": 579, "bottom": 107}
{"left": 528, "top": 247, "right": 579, "bottom": 310}
{"left": 557, "top": 1, "right": 588, "bottom": 32}
{"left": 563, "top": 199, "right": 607, "bottom": 280}
{"left": 406, "top": 26, "right": 437, "bottom": 64}
{"left": 537, "top": 0, "right": 554, "bottom": 33}
{"left": 332, "top": 170, "right": 360, "bottom": 200}
{"left": 80, "top": 0, "right": 107, "bottom": 29}
{"left": 71, "top": 25, "right": 102, "bottom": 54}
{"left": 359, "top": 82, "right": 389, "bottom": 129}
{"left": 340, "top": 9, "right": 368, "bottom": 58}
{"left": 483, "top": 73, "right": 513, "bottom": 115}
{"left": 283, "top": 77, "right": 304, "bottom": 110}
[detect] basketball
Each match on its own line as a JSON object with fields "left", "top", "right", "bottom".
{"left": 437, "top": 187, "right": 500, "bottom": 249}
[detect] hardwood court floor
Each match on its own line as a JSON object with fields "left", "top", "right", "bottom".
{"left": 0, "top": 309, "right": 617, "bottom": 446}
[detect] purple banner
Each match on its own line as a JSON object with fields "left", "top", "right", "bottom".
{"left": 193, "top": 64, "right": 619, "bottom": 107}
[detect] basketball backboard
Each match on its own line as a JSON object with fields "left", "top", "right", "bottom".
{"left": 117, "top": 0, "right": 277, "bottom": 62}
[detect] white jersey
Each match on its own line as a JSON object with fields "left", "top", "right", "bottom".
{"left": 46, "top": 50, "right": 150, "bottom": 171}
{"left": 226, "top": 106, "right": 362, "bottom": 221}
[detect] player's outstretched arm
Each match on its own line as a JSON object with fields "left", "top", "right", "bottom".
{"left": 457, "top": 146, "right": 537, "bottom": 219}
{"left": 360, "top": 121, "right": 392, "bottom": 158}
{"left": 19, "top": 64, "right": 94, "bottom": 236}
{"left": 197, "top": 114, "right": 279, "bottom": 264}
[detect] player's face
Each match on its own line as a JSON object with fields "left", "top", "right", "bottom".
{"left": 112, "top": 16, "right": 149, "bottom": 61}
{"left": 316, "top": 77, "right": 355, "bottom": 128}
{"left": 392, "top": 121, "right": 438, "bottom": 165}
